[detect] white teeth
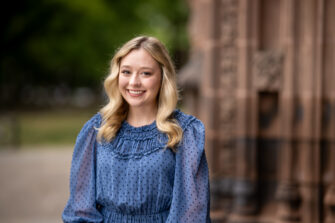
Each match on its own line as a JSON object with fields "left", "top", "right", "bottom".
{"left": 128, "top": 90, "right": 144, "bottom": 95}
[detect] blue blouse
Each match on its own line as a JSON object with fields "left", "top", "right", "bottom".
{"left": 62, "top": 110, "right": 211, "bottom": 223}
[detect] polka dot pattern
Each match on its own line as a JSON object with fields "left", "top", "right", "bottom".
{"left": 62, "top": 110, "right": 211, "bottom": 223}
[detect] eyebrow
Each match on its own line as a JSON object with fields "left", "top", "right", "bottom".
{"left": 120, "top": 65, "right": 154, "bottom": 70}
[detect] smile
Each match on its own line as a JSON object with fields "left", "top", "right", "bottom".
{"left": 127, "top": 90, "right": 145, "bottom": 96}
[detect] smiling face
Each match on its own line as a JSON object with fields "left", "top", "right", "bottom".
{"left": 118, "top": 48, "right": 162, "bottom": 111}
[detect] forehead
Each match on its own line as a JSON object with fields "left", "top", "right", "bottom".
{"left": 120, "top": 48, "right": 159, "bottom": 68}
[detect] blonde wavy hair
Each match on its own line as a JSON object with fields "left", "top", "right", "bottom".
{"left": 97, "top": 36, "right": 183, "bottom": 149}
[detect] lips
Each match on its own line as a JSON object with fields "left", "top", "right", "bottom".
{"left": 127, "top": 89, "right": 145, "bottom": 96}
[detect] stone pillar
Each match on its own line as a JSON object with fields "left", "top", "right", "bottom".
{"left": 295, "top": 0, "right": 323, "bottom": 222}
{"left": 323, "top": 0, "right": 335, "bottom": 222}
{"left": 212, "top": 0, "right": 239, "bottom": 216}
{"left": 275, "top": 0, "right": 302, "bottom": 222}
{"left": 195, "top": 0, "right": 235, "bottom": 219}
{"left": 228, "top": 0, "right": 259, "bottom": 222}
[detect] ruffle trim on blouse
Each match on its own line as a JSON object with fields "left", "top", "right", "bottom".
{"left": 96, "top": 110, "right": 197, "bottom": 160}
{"left": 101, "top": 139, "right": 166, "bottom": 160}
{"left": 117, "top": 121, "right": 162, "bottom": 140}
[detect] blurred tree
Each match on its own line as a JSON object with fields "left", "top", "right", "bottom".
{"left": 0, "top": 0, "right": 189, "bottom": 108}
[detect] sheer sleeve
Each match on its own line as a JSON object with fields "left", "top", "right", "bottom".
{"left": 166, "top": 119, "right": 211, "bottom": 223}
{"left": 62, "top": 114, "right": 103, "bottom": 223}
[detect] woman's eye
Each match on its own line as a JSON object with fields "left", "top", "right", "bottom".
{"left": 121, "top": 70, "right": 131, "bottom": 75}
{"left": 142, "top": 72, "right": 151, "bottom": 76}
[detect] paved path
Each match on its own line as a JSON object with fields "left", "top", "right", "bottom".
{"left": 0, "top": 147, "right": 73, "bottom": 223}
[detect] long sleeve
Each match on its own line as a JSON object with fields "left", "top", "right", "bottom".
{"left": 62, "top": 115, "right": 103, "bottom": 223}
{"left": 166, "top": 119, "right": 211, "bottom": 223}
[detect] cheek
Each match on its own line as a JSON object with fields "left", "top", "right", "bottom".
{"left": 148, "top": 77, "right": 162, "bottom": 95}
{"left": 118, "top": 75, "right": 127, "bottom": 90}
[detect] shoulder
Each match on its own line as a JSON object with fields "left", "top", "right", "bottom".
{"left": 74, "top": 112, "right": 101, "bottom": 146}
{"left": 173, "top": 109, "right": 204, "bottom": 133}
{"left": 79, "top": 112, "right": 102, "bottom": 133}
{"left": 173, "top": 110, "right": 205, "bottom": 155}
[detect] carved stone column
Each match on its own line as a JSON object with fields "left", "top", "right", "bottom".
{"left": 211, "top": 0, "right": 240, "bottom": 218}
{"left": 323, "top": 0, "right": 335, "bottom": 220}
{"left": 275, "top": 0, "right": 302, "bottom": 222}
{"left": 296, "top": 0, "right": 323, "bottom": 222}
{"left": 195, "top": 0, "right": 237, "bottom": 219}
{"left": 228, "top": 0, "right": 259, "bottom": 222}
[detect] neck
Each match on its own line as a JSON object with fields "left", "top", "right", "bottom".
{"left": 127, "top": 105, "right": 158, "bottom": 127}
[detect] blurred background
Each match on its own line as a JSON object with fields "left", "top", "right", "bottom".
{"left": 1, "top": 0, "right": 335, "bottom": 223}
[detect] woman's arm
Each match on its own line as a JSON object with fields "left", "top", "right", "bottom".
{"left": 166, "top": 118, "right": 211, "bottom": 223}
{"left": 62, "top": 114, "right": 103, "bottom": 223}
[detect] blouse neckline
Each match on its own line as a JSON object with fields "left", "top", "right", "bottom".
{"left": 97, "top": 109, "right": 194, "bottom": 159}
{"left": 122, "top": 120, "right": 157, "bottom": 133}
{"left": 96, "top": 109, "right": 187, "bottom": 141}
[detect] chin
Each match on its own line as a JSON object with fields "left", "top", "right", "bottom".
{"left": 126, "top": 100, "right": 144, "bottom": 108}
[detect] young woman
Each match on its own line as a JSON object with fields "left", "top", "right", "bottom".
{"left": 62, "top": 36, "right": 211, "bottom": 222}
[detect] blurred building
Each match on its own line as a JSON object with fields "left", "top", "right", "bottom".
{"left": 180, "top": 0, "right": 335, "bottom": 222}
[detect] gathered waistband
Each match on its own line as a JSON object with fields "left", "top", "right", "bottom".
{"left": 100, "top": 206, "right": 169, "bottom": 223}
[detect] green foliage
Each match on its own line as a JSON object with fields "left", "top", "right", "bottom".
{"left": 0, "top": 0, "right": 189, "bottom": 106}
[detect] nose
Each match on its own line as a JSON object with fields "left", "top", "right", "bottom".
{"left": 129, "top": 73, "right": 141, "bottom": 86}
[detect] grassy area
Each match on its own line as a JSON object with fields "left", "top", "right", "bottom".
{"left": 1, "top": 108, "right": 99, "bottom": 148}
